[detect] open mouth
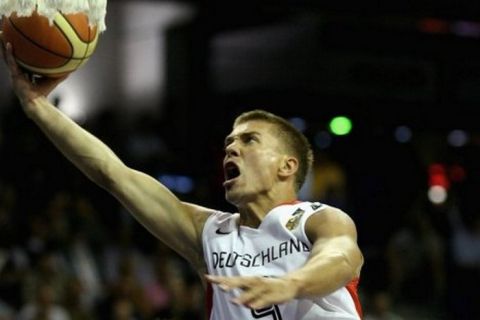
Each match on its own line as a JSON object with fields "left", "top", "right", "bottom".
{"left": 224, "top": 162, "right": 241, "bottom": 181}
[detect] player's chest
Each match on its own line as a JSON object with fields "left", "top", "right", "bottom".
{"left": 206, "top": 232, "right": 310, "bottom": 275}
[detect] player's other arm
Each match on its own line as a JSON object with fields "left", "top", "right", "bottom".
{"left": 284, "top": 207, "right": 364, "bottom": 298}
{"left": 205, "top": 207, "right": 363, "bottom": 309}
{"left": 2, "top": 41, "right": 211, "bottom": 267}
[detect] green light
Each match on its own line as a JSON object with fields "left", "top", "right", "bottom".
{"left": 329, "top": 116, "right": 352, "bottom": 135}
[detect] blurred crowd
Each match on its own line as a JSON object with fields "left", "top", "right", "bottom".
{"left": 0, "top": 103, "right": 206, "bottom": 320}
{"left": 0, "top": 186, "right": 205, "bottom": 320}
{"left": 0, "top": 100, "right": 479, "bottom": 320}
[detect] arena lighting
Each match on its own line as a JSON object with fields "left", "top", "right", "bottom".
{"left": 428, "top": 163, "right": 450, "bottom": 189}
{"left": 329, "top": 116, "right": 352, "bottom": 136}
{"left": 122, "top": 2, "right": 195, "bottom": 105}
{"left": 430, "top": 173, "right": 450, "bottom": 189}
{"left": 289, "top": 117, "right": 307, "bottom": 133}
{"left": 451, "top": 21, "right": 480, "bottom": 38}
{"left": 428, "top": 185, "right": 448, "bottom": 204}
{"left": 158, "top": 174, "right": 194, "bottom": 194}
{"left": 394, "top": 125, "right": 412, "bottom": 143}
{"left": 429, "top": 163, "right": 446, "bottom": 176}
{"left": 54, "top": 82, "right": 88, "bottom": 124}
{"left": 418, "top": 18, "right": 480, "bottom": 39}
{"left": 447, "top": 129, "right": 469, "bottom": 147}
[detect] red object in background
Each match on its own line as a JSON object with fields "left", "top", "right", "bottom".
{"left": 428, "top": 163, "right": 450, "bottom": 189}
{"left": 418, "top": 18, "right": 450, "bottom": 34}
{"left": 430, "top": 173, "right": 450, "bottom": 189}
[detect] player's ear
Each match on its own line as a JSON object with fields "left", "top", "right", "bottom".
{"left": 278, "top": 155, "right": 298, "bottom": 179}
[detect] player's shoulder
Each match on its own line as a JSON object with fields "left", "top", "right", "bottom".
{"left": 279, "top": 200, "right": 327, "bottom": 214}
{"left": 316, "top": 204, "right": 350, "bottom": 218}
{"left": 294, "top": 199, "right": 349, "bottom": 217}
{"left": 309, "top": 203, "right": 355, "bottom": 225}
{"left": 305, "top": 203, "right": 358, "bottom": 238}
{"left": 274, "top": 201, "right": 329, "bottom": 222}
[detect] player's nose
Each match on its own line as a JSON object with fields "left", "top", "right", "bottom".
{"left": 225, "top": 142, "right": 240, "bottom": 157}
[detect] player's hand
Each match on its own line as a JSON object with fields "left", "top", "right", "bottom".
{"left": 0, "top": 31, "right": 67, "bottom": 105}
{"left": 205, "top": 274, "right": 299, "bottom": 309}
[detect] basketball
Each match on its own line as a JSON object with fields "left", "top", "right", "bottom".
{"left": 1, "top": 10, "right": 99, "bottom": 78}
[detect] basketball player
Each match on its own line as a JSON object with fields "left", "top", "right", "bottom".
{"left": 1, "top": 39, "right": 364, "bottom": 319}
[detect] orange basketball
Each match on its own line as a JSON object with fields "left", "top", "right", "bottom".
{"left": 2, "top": 11, "right": 99, "bottom": 78}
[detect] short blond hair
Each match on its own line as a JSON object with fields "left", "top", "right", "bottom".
{"left": 234, "top": 110, "right": 313, "bottom": 192}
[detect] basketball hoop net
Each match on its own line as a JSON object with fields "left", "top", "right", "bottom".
{"left": 0, "top": 0, "right": 107, "bottom": 32}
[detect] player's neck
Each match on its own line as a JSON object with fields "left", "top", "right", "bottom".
{"left": 237, "top": 192, "right": 298, "bottom": 228}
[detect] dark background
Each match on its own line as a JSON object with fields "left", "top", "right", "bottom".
{"left": 1, "top": 0, "right": 480, "bottom": 319}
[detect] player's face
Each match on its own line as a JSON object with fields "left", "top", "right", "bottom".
{"left": 223, "top": 120, "right": 287, "bottom": 205}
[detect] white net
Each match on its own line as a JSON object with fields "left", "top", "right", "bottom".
{"left": 0, "top": 0, "right": 107, "bottom": 32}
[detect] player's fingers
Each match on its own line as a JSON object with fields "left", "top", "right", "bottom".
{"left": 243, "top": 276, "right": 263, "bottom": 287}
{"left": 5, "top": 43, "right": 21, "bottom": 77}
{"left": 205, "top": 275, "right": 240, "bottom": 287}
{"left": 227, "top": 277, "right": 258, "bottom": 291}
{"left": 206, "top": 275, "right": 262, "bottom": 292}
{"left": 248, "top": 296, "right": 271, "bottom": 310}
{"left": 204, "top": 274, "right": 223, "bottom": 284}
{"left": 205, "top": 275, "right": 231, "bottom": 290}
{"left": 232, "top": 286, "right": 264, "bottom": 307}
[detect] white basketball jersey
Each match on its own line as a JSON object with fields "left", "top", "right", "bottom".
{"left": 202, "top": 201, "right": 362, "bottom": 320}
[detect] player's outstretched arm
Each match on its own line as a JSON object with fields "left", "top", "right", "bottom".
{"left": 1, "top": 40, "right": 211, "bottom": 268}
{"left": 206, "top": 207, "right": 363, "bottom": 309}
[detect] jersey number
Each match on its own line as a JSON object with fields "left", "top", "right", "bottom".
{"left": 251, "top": 305, "right": 282, "bottom": 320}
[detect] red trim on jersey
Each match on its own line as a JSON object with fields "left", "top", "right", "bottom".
{"left": 278, "top": 199, "right": 301, "bottom": 206}
{"left": 206, "top": 283, "right": 213, "bottom": 319}
{"left": 346, "top": 278, "right": 363, "bottom": 319}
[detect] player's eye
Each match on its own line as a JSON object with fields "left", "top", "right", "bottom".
{"left": 243, "top": 134, "right": 257, "bottom": 144}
